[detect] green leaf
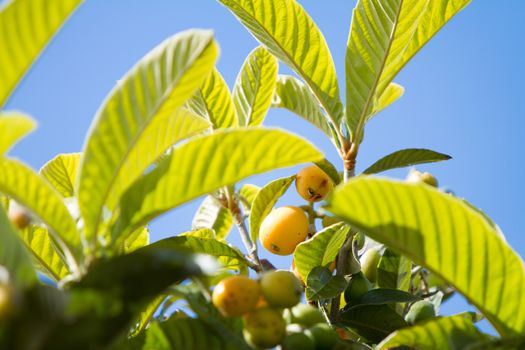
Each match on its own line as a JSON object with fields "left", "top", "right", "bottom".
{"left": 377, "top": 313, "right": 490, "bottom": 350}
{"left": 325, "top": 177, "right": 525, "bottom": 335}
{"left": 305, "top": 266, "right": 348, "bottom": 301}
{"left": 339, "top": 304, "right": 408, "bottom": 343}
{"left": 249, "top": 175, "right": 295, "bottom": 242}
{"left": 120, "top": 226, "right": 150, "bottom": 254}
{"left": 0, "top": 0, "right": 83, "bottom": 107}
{"left": 0, "top": 206, "right": 36, "bottom": 286}
{"left": 346, "top": 288, "right": 420, "bottom": 308}
{"left": 345, "top": 0, "right": 471, "bottom": 142}
{"left": 40, "top": 153, "right": 81, "bottom": 198}
{"left": 78, "top": 30, "right": 217, "bottom": 245}
{"left": 238, "top": 184, "right": 260, "bottom": 211}
{"left": 233, "top": 46, "right": 278, "bottom": 126}
{"left": 362, "top": 148, "right": 451, "bottom": 175}
{"left": 180, "top": 228, "right": 217, "bottom": 239}
{"left": 219, "top": 0, "right": 343, "bottom": 125}
{"left": 192, "top": 196, "right": 233, "bottom": 240}
{"left": 0, "top": 158, "right": 81, "bottom": 266}
{"left": 377, "top": 248, "right": 411, "bottom": 292}
{"left": 19, "top": 226, "right": 70, "bottom": 281}
{"left": 131, "top": 295, "right": 166, "bottom": 337}
{"left": 370, "top": 82, "right": 405, "bottom": 117}
{"left": 147, "top": 236, "right": 248, "bottom": 273}
{"left": 187, "top": 68, "right": 237, "bottom": 129}
{"left": 272, "top": 74, "right": 333, "bottom": 139}
{"left": 0, "top": 112, "right": 36, "bottom": 155}
{"left": 466, "top": 335, "right": 525, "bottom": 350}
{"left": 114, "top": 128, "right": 323, "bottom": 237}
{"left": 315, "top": 158, "right": 342, "bottom": 185}
{"left": 294, "top": 223, "right": 349, "bottom": 282}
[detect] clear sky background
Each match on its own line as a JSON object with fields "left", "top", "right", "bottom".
{"left": 5, "top": 0, "right": 525, "bottom": 335}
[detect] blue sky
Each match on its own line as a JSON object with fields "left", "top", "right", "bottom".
{"left": 5, "top": 0, "right": 525, "bottom": 334}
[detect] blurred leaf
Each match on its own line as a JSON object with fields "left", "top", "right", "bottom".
{"left": 346, "top": 288, "right": 420, "bottom": 308}
{"left": 219, "top": 0, "right": 343, "bottom": 125}
{"left": 0, "top": 158, "right": 81, "bottom": 264}
{"left": 325, "top": 178, "right": 525, "bottom": 335}
{"left": 0, "top": 0, "right": 83, "bottom": 107}
{"left": 119, "top": 226, "right": 150, "bottom": 254}
{"left": 113, "top": 128, "right": 322, "bottom": 237}
{"left": 180, "top": 228, "right": 217, "bottom": 239}
{"left": 77, "top": 30, "right": 217, "bottom": 245}
{"left": 294, "top": 223, "right": 349, "bottom": 282}
{"left": 377, "top": 248, "right": 411, "bottom": 292}
{"left": 339, "top": 304, "right": 408, "bottom": 343}
{"left": 131, "top": 295, "right": 166, "bottom": 337}
{"left": 466, "top": 335, "right": 525, "bottom": 350}
{"left": 233, "top": 46, "right": 278, "bottom": 126}
{"left": 362, "top": 149, "right": 451, "bottom": 175}
{"left": 345, "top": 0, "right": 471, "bottom": 142}
{"left": 187, "top": 68, "right": 237, "bottom": 129}
{"left": 249, "top": 175, "right": 295, "bottom": 242}
{"left": 0, "top": 206, "right": 36, "bottom": 286}
{"left": 305, "top": 266, "right": 347, "bottom": 301}
{"left": 377, "top": 313, "right": 490, "bottom": 350}
{"left": 370, "top": 82, "right": 405, "bottom": 117}
{"left": 0, "top": 112, "right": 36, "bottom": 155}
{"left": 238, "top": 184, "right": 260, "bottom": 211}
{"left": 315, "top": 158, "right": 342, "bottom": 185}
{"left": 272, "top": 75, "right": 333, "bottom": 138}
{"left": 192, "top": 196, "right": 233, "bottom": 240}
{"left": 40, "top": 153, "right": 81, "bottom": 198}
{"left": 19, "top": 226, "right": 69, "bottom": 281}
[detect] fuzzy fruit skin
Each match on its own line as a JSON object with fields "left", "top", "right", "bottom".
{"left": 260, "top": 206, "right": 308, "bottom": 255}
{"left": 406, "top": 170, "right": 439, "bottom": 188}
{"left": 260, "top": 270, "right": 302, "bottom": 308}
{"left": 296, "top": 166, "right": 334, "bottom": 202}
{"left": 405, "top": 300, "right": 436, "bottom": 325}
{"left": 360, "top": 248, "right": 381, "bottom": 283}
{"left": 284, "top": 304, "right": 325, "bottom": 327}
{"left": 212, "top": 276, "right": 260, "bottom": 317}
{"left": 243, "top": 307, "right": 286, "bottom": 349}
{"left": 280, "top": 333, "right": 315, "bottom": 350}
{"left": 305, "top": 323, "right": 338, "bottom": 350}
{"left": 344, "top": 272, "right": 370, "bottom": 303}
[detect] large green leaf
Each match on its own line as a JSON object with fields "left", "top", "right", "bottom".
{"left": 146, "top": 235, "right": 248, "bottom": 273}
{"left": 187, "top": 68, "right": 237, "bottom": 129}
{"left": 219, "top": 0, "right": 343, "bottom": 125}
{"left": 78, "top": 30, "right": 217, "bottom": 245}
{"left": 192, "top": 196, "right": 233, "bottom": 240}
{"left": 120, "top": 227, "right": 150, "bottom": 254}
{"left": 362, "top": 148, "right": 451, "bottom": 175}
{"left": 249, "top": 175, "right": 295, "bottom": 242}
{"left": 345, "top": 0, "right": 471, "bottom": 142}
{"left": 0, "top": 206, "right": 36, "bottom": 286}
{"left": 233, "top": 46, "right": 278, "bottom": 126}
{"left": 19, "top": 226, "right": 70, "bottom": 281}
{"left": 113, "top": 128, "right": 323, "bottom": 237}
{"left": 0, "top": 158, "right": 81, "bottom": 267}
{"left": 370, "top": 82, "right": 405, "bottom": 117}
{"left": 294, "top": 223, "right": 349, "bottom": 282}
{"left": 0, "top": 0, "right": 83, "bottom": 107}
{"left": 377, "top": 313, "right": 490, "bottom": 350}
{"left": 325, "top": 178, "right": 525, "bottom": 335}
{"left": 0, "top": 112, "right": 36, "bottom": 155}
{"left": 40, "top": 153, "right": 81, "bottom": 198}
{"left": 377, "top": 248, "right": 411, "bottom": 292}
{"left": 272, "top": 75, "right": 333, "bottom": 139}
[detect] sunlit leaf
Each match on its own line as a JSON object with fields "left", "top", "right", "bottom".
{"left": 377, "top": 313, "right": 490, "bottom": 350}
{"left": 0, "top": 206, "right": 36, "bottom": 286}
{"left": 233, "top": 46, "right": 278, "bottom": 126}
{"left": 249, "top": 175, "right": 295, "bottom": 242}
{"left": 345, "top": 0, "right": 471, "bottom": 142}
{"left": 187, "top": 68, "right": 237, "bottom": 129}
{"left": 113, "top": 128, "right": 323, "bottom": 237}
{"left": 119, "top": 226, "right": 150, "bottom": 254}
{"left": 0, "top": 158, "right": 81, "bottom": 265}
{"left": 238, "top": 184, "right": 260, "bottom": 211}
{"left": 78, "top": 30, "right": 217, "bottom": 245}
{"left": 0, "top": 0, "right": 83, "bottom": 107}
{"left": 40, "top": 153, "right": 81, "bottom": 198}
{"left": 370, "top": 82, "right": 405, "bottom": 117}
{"left": 0, "top": 112, "right": 36, "bottom": 155}
{"left": 219, "top": 0, "right": 343, "bottom": 125}
{"left": 272, "top": 75, "right": 333, "bottom": 139}
{"left": 192, "top": 196, "right": 233, "bottom": 240}
{"left": 315, "top": 158, "right": 342, "bottom": 185}
{"left": 305, "top": 266, "right": 347, "bottom": 301}
{"left": 362, "top": 148, "right": 451, "bottom": 175}
{"left": 19, "top": 225, "right": 70, "bottom": 281}
{"left": 325, "top": 178, "right": 525, "bottom": 335}
{"left": 294, "top": 223, "right": 349, "bottom": 282}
